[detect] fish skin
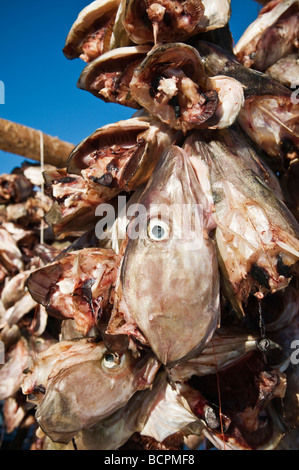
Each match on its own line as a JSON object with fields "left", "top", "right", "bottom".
{"left": 110, "top": 145, "right": 220, "bottom": 365}
{"left": 42, "top": 388, "right": 149, "bottom": 450}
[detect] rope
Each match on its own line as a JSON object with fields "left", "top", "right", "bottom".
{"left": 39, "top": 130, "right": 45, "bottom": 245}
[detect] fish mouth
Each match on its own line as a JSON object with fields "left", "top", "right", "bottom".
{"left": 77, "top": 46, "right": 151, "bottom": 108}
{"left": 26, "top": 248, "right": 118, "bottom": 336}
{"left": 130, "top": 43, "right": 219, "bottom": 133}
{"left": 67, "top": 118, "right": 151, "bottom": 192}
{"left": 122, "top": 0, "right": 205, "bottom": 44}
{"left": 63, "top": 0, "right": 121, "bottom": 62}
{"left": 67, "top": 117, "right": 178, "bottom": 193}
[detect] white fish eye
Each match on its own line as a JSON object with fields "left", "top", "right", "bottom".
{"left": 147, "top": 218, "right": 169, "bottom": 241}
{"left": 102, "top": 352, "right": 120, "bottom": 369}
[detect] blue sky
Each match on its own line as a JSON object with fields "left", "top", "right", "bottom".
{"left": 0, "top": 0, "right": 261, "bottom": 174}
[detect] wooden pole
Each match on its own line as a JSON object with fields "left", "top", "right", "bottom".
{"left": 0, "top": 118, "right": 75, "bottom": 168}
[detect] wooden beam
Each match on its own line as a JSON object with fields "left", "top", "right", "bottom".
{"left": 0, "top": 118, "right": 75, "bottom": 168}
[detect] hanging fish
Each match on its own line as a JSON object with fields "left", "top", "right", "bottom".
{"left": 21, "top": 337, "right": 160, "bottom": 444}
{"left": 43, "top": 169, "right": 119, "bottom": 239}
{"left": 192, "top": 40, "right": 299, "bottom": 169}
{"left": 266, "top": 53, "right": 299, "bottom": 88}
{"left": 0, "top": 338, "right": 29, "bottom": 401}
{"left": 107, "top": 145, "right": 220, "bottom": 365}
{"left": 234, "top": 0, "right": 299, "bottom": 72}
{"left": 122, "top": 0, "right": 231, "bottom": 45}
{"left": 168, "top": 326, "right": 265, "bottom": 382}
{"left": 63, "top": 0, "right": 121, "bottom": 62}
{"left": 177, "top": 350, "right": 286, "bottom": 450}
{"left": 41, "top": 370, "right": 199, "bottom": 450}
{"left": 0, "top": 173, "right": 33, "bottom": 204}
{"left": 26, "top": 248, "right": 118, "bottom": 336}
{"left": 67, "top": 116, "right": 180, "bottom": 192}
{"left": 77, "top": 46, "right": 151, "bottom": 108}
{"left": 237, "top": 94, "right": 299, "bottom": 169}
{"left": 184, "top": 129, "right": 299, "bottom": 313}
{"left": 129, "top": 43, "right": 244, "bottom": 133}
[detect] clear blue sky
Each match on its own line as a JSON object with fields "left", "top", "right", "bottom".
{"left": 0, "top": 0, "right": 262, "bottom": 174}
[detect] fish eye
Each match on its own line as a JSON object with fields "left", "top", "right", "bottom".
{"left": 102, "top": 352, "right": 121, "bottom": 369}
{"left": 147, "top": 218, "right": 169, "bottom": 241}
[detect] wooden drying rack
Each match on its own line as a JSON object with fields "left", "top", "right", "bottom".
{"left": 0, "top": 118, "right": 75, "bottom": 168}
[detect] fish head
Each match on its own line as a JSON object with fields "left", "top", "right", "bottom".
{"left": 35, "top": 343, "right": 160, "bottom": 443}
{"left": 120, "top": 145, "right": 219, "bottom": 365}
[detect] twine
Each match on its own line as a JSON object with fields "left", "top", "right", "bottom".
{"left": 39, "top": 130, "right": 45, "bottom": 245}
